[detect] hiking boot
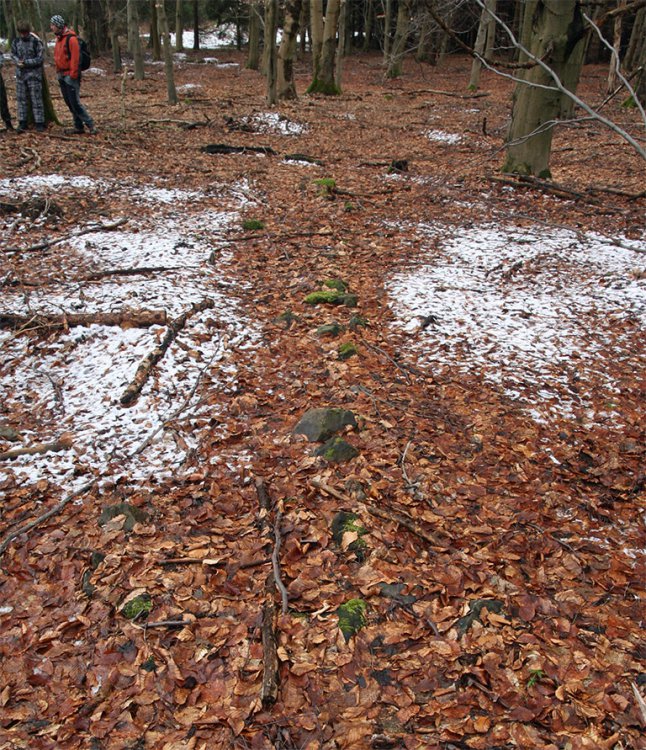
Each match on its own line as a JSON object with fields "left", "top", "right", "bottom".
{"left": 35, "top": 123, "right": 46, "bottom": 132}
{"left": 87, "top": 126, "right": 98, "bottom": 135}
{"left": 64, "top": 127, "right": 84, "bottom": 135}
{"left": 3, "top": 121, "right": 13, "bottom": 131}
{"left": 16, "top": 122, "right": 27, "bottom": 133}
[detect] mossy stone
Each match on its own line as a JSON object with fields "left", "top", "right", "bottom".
{"left": 293, "top": 407, "right": 357, "bottom": 442}
{"left": 121, "top": 593, "right": 152, "bottom": 621}
{"left": 316, "top": 322, "right": 343, "bottom": 338}
{"left": 274, "top": 310, "right": 299, "bottom": 328}
{"left": 349, "top": 315, "right": 368, "bottom": 330}
{"left": 242, "top": 219, "right": 264, "bottom": 231}
{"left": 337, "top": 599, "right": 367, "bottom": 641}
{"left": 315, "top": 436, "right": 359, "bottom": 464}
{"left": 304, "top": 289, "right": 342, "bottom": 305}
{"left": 338, "top": 342, "right": 358, "bottom": 360}
{"left": 98, "top": 503, "right": 148, "bottom": 532}
{"left": 331, "top": 511, "right": 367, "bottom": 560}
{"left": 324, "top": 279, "right": 348, "bottom": 293}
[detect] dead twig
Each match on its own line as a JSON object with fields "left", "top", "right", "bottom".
{"left": 4, "top": 217, "right": 128, "bottom": 255}
{"left": 272, "top": 510, "right": 289, "bottom": 615}
{"left": 0, "top": 309, "right": 167, "bottom": 333}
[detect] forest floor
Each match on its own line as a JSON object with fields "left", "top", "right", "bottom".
{"left": 0, "top": 48, "right": 644, "bottom": 750}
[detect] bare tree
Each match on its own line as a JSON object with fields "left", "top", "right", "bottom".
{"left": 277, "top": 0, "right": 302, "bottom": 99}
{"left": 156, "top": 0, "right": 177, "bottom": 104}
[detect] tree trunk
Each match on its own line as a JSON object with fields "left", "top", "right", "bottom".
{"left": 362, "top": 0, "right": 374, "bottom": 53}
{"left": 469, "top": 0, "right": 496, "bottom": 90}
{"left": 175, "top": 0, "right": 184, "bottom": 51}
{"left": 150, "top": 0, "right": 161, "bottom": 60}
{"left": 264, "top": 0, "right": 279, "bottom": 105}
{"left": 503, "top": 0, "right": 589, "bottom": 177}
{"left": 128, "top": 0, "right": 145, "bottom": 80}
{"left": 277, "top": 0, "right": 302, "bottom": 100}
{"left": 607, "top": 1, "right": 626, "bottom": 93}
{"left": 310, "top": 0, "right": 324, "bottom": 79}
{"left": 246, "top": 1, "right": 261, "bottom": 69}
{"left": 157, "top": 0, "right": 178, "bottom": 104}
{"left": 383, "top": 0, "right": 393, "bottom": 61}
{"left": 335, "top": 0, "right": 347, "bottom": 88}
{"left": 385, "top": 0, "right": 410, "bottom": 78}
{"left": 192, "top": 0, "right": 199, "bottom": 50}
{"left": 107, "top": 0, "right": 122, "bottom": 72}
{"left": 308, "top": 0, "right": 341, "bottom": 94}
{"left": 634, "top": 24, "right": 646, "bottom": 106}
{"left": 624, "top": 7, "right": 645, "bottom": 71}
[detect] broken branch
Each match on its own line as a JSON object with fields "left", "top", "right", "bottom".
{"left": 4, "top": 217, "right": 127, "bottom": 255}
{"left": 0, "top": 433, "right": 73, "bottom": 462}
{"left": 0, "top": 310, "right": 167, "bottom": 333}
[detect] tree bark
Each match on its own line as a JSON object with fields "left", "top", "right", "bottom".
{"left": 277, "top": 0, "right": 302, "bottom": 99}
{"left": 157, "top": 0, "right": 178, "bottom": 104}
{"left": 149, "top": 0, "right": 161, "bottom": 60}
{"left": 310, "top": 0, "right": 324, "bottom": 79}
{"left": 308, "top": 0, "right": 341, "bottom": 93}
{"left": 335, "top": 0, "right": 347, "bottom": 88}
{"left": 503, "top": 0, "right": 590, "bottom": 177}
{"left": 385, "top": 0, "right": 410, "bottom": 78}
{"left": 192, "top": 0, "right": 199, "bottom": 50}
{"left": 246, "top": 1, "right": 261, "bottom": 70}
{"left": 264, "top": 0, "right": 279, "bottom": 104}
{"left": 175, "top": 0, "right": 184, "bottom": 51}
{"left": 107, "top": 0, "right": 122, "bottom": 73}
{"left": 128, "top": 0, "right": 145, "bottom": 80}
{"left": 469, "top": 0, "right": 496, "bottom": 89}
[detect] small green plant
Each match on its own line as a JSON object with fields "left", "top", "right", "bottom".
{"left": 242, "top": 219, "right": 264, "bottom": 231}
{"left": 337, "top": 598, "right": 368, "bottom": 641}
{"left": 338, "top": 342, "right": 358, "bottom": 360}
{"left": 121, "top": 593, "right": 152, "bottom": 621}
{"left": 324, "top": 279, "right": 347, "bottom": 293}
{"left": 527, "top": 669, "right": 545, "bottom": 688}
{"left": 314, "top": 177, "right": 336, "bottom": 198}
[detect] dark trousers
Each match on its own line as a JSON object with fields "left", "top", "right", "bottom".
{"left": 0, "top": 72, "right": 12, "bottom": 127}
{"left": 58, "top": 75, "right": 94, "bottom": 130}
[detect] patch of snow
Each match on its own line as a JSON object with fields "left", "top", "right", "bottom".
{"left": 251, "top": 112, "right": 306, "bottom": 136}
{"left": 0, "top": 177, "right": 260, "bottom": 495}
{"left": 387, "top": 222, "right": 645, "bottom": 424}
{"left": 424, "top": 129, "right": 462, "bottom": 144}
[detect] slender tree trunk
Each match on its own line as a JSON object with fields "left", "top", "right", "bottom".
{"left": 504, "top": 0, "right": 590, "bottom": 177}
{"left": 157, "top": 0, "right": 178, "bottom": 104}
{"left": 150, "top": 0, "right": 161, "bottom": 60}
{"left": 362, "top": 0, "right": 374, "bottom": 53}
{"left": 107, "top": 0, "right": 122, "bottom": 72}
{"left": 607, "top": 0, "right": 626, "bottom": 93}
{"left": 335, "top": 0, "right": 347, "bottom": 88}
{"left": 383, "top": 0, "right": 392, "bottom": 61}
{"left": 469, "top": 0, "right": 496, "bottom": 89}
{"left": 634, "top": 26, "right": 646, "bottom": 105}
{"left": 192, "top": 0, "right": 199, "bottom": 49}
{"left": 277, "top": 0, "right": 302, "bottom": 99}
{"left": 385, "top": 0, "right": 410, "bottom": 78}
{"left": 624, "top": 8, "right": 645, "bottom": 71}
{"left": 128, "top": 0, "right": 145, "bottom": 80}
{"left": 246, "top": 1, "right": 261, "bottom": 69}
{"left": 175, "top": 0, "right": 184, "bottom": 51}
{"left": 310, "top": 0, "right": 324, "bottom": 78}
{"left": 265, "top": 0, "right": 279, "bottom": 104}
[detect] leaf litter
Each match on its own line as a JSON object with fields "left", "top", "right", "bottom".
{"left": 0, "top": 50, "right": 644, "bottom": 750}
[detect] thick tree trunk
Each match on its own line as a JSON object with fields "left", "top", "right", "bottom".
{"left": 175, "top": 0, "right": 184, "bottom": 51}
{"left": 149, "top": 0, "right": 161, "bottom": 60}
{"left": 277, "top": 0, "right": 302, "bottom": 100}
{"left": 385, "top": 0, "right": 410, "bottom": 78}
{"left": 157, "top": 0, "right": 178, "bottom": 104}
{"left": 128, "top": 0, "right": 145, "bottom": 80}
{"left": 624, "top": 7, "right": 645, "bottom": 71}
{"left": 503, "top": 0, "right": 589, "bottom": 177}
{"left": 107, "top": 0, "right": 122, "bottom": 72}
{"left": 335, "top": 0, "right": 347, "bottom": 88}
{"left": 192, "top": 0, "right": 199, "bottom": 50}
{"left": 246, "top": 1, "right": 261, "bottom": 70}
{"left": 308, "top": 0, "right": 341, "bottom": 94}
{"left": 310, "top": 0, "right": 324, "bottom": 79}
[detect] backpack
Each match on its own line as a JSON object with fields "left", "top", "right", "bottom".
{"left": 65, "top": 33, "right": 91, "bottom": 71}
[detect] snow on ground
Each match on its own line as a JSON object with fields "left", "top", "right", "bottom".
{"left": 388, "top": 222, "right": 645, "bottom": 425}
{"left": 425, "top": 129, "right": 462, "bottom": 144}
{"left": 0, "top": 175, "right": 259, "bottom": 495}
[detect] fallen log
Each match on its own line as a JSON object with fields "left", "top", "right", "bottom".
{"left": 0, "top": 310, "right": 167, "bottom": 332}
{"left": 120, "top": 298, "right": 215, "bottom": 406}
{"left": 4, "top": 217, "right": 127, "bottom": 255}
{"left": 201, "top": 143, "right": 275, "bottom": 156}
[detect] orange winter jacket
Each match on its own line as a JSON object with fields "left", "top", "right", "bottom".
{"left": 53, "top": 28, "right": 80, "bottom": 79}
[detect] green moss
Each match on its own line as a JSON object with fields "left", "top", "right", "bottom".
{"left": 307, "top": 79, "right": 341, "bottom": 96}
{"left": 316, "top": 322, "right": 343, "bottom": 337}
{"left": 324, "top": 279, "right": 347, "bottom": 293}
{"left": 304, "top": 289, "right": 342, "bottom": 305}
{"left": 121, "top": 593, "right": 152, "bottom": 621}
{"left": 274, "top": 310, "right": 299, "bottom": 328}
{"left": 344, "top": 201, "right": 355, "bottom": 212}
{"left": 338, "top": 342, "right": 358, "bottom": 360}
{"left": 141, "top": 656, "right": 157, "bottom": 672}
{"left": 337, "top": 598, "right": 368, "bottom": 641}
{"left": 331, "top": 511, "right": 367, "bottom": 558}
{"left": 621, "top": 96, "right": 636, "bottom": 109}
{"left": 242, "top": 219, "right": 265, "bottom": 231}
{"left": 349, "top": 315, "right": 368, "bottom": 330}
{"left": 538, "top": 168, "right": 552, "bottom": 179}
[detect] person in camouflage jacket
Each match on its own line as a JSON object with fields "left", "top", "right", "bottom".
{"left": 10, "top": 21, "right": 45, "bottom": 133}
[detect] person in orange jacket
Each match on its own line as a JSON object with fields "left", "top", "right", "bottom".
{"left": 50, "top": 14, "right": 96, "bottom": 134}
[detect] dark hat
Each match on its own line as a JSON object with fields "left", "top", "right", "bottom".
{"left": 50, "top": 15, "right": 65, "bottom": 28}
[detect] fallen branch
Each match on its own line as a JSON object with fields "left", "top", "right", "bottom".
{"left": 488, "top": 174, "right": 601, "bottom": 204}
{"left": 255, "top": 478, "right": 280, "bottom": 706}
{"left": 0, "top": 309, "right": 167, "bottom": 332}
{"left": 0, "top": 477, "right": 97, "bottom": 557}
{"left": 0, "top": 433, "right": 73, "bottom": 461}
{"left": 631, "top": 681, "right": 646, "bottom": 725}
{"left": 4, "top": 217, "right": 127, "bottom": 255}
{"left": 120, "top": 298, "right": 215, "bottom": 406}
{"left": 408, "top": 88, "right": 490, "bottom": 99}
{"left": 272, "top": 511, "right": 289, "bottom": 615}
{"left": 82, "top": 266, "right": 186, "bottom": 281}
